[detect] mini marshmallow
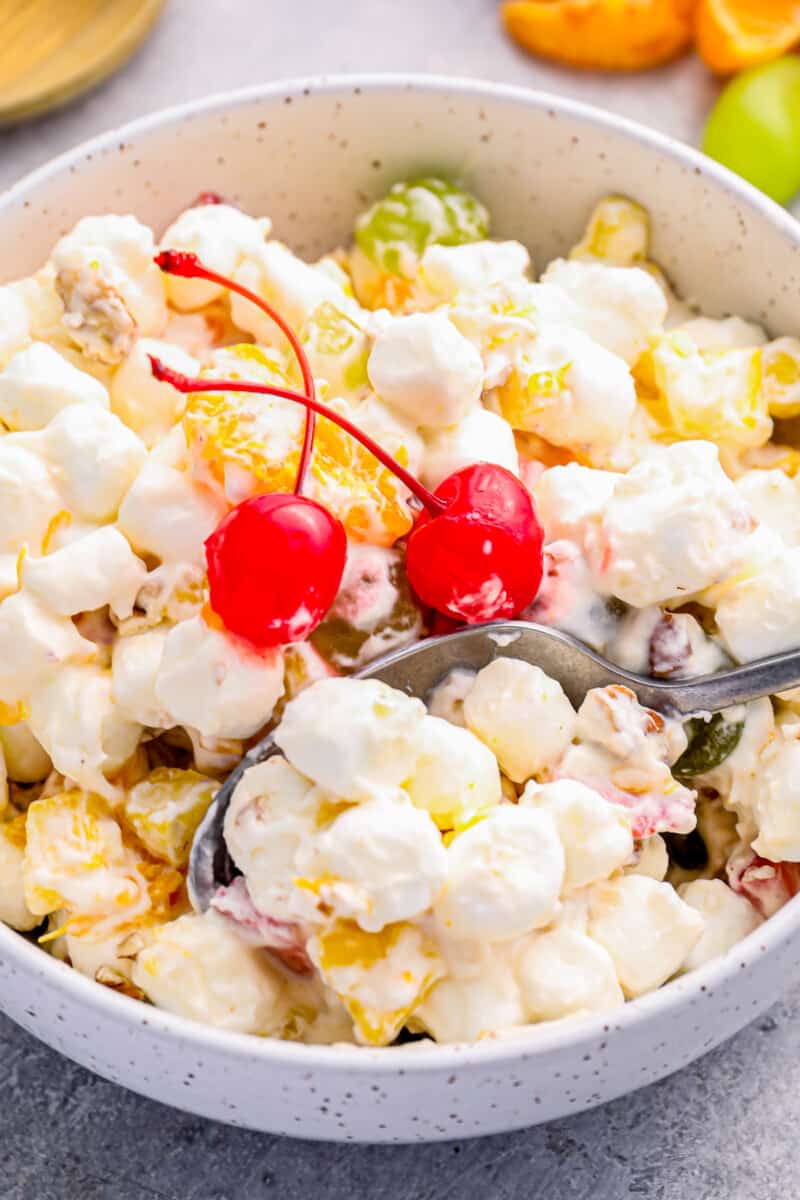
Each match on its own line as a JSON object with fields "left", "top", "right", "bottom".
{"left": 110, "top": 337, "right": 199, "bottom": 447}
{"left": 421, "top": 406, "right": 519, "bottom": 490}
{"left": 585, "top": 442, "right": 753, "bottom": 607}
{"left": 542, "top": 258, "right": 667, "bottom": 364}
{"left": 111, "top": 628, "right": 171, "bottom": 728}
{"left": 403, "top": 714, "right": 502, "bottom": 829}
{"left": 297, "top": 792, "right": 447, "bottom": 932}
{"left": 463, "top": 657, "right": 576, "bottom": 783}
{"left": 117, "top": 459, "right": 227, "bottom": 565}
{"left": 133, "top": 911, "right": 286, "bottom": 1034}
{"left": 159, "top": 204, "right": 268, "bottom": 310}
{"left": 275, "top": 677, "right": 426, "bottom": 799}
{"left": 0, "top": 342, "right": 108, "bottom": 431}
{"left": 367, "top": 312, "right": 483, "bottom": 428}
{"left": 0, "top": 439, "right": 62, "bottom": 554}
{"left": 516, "top": 927, "right": 623, "bottom": 1021}
{"left": 154, "top": 615, "right": 284, "bottom": 740}
{"left": 434, "top": 805, "right": 564, "bottom": 941}
{"left": 588, "top": 875, "right": 704, "bottom": 997}
{"left": 43, "top": 404, "right": 147, "bottom": 522}
{"left": 521, "top": 778, "right": 634, "bottom": 892}
{"left": 27, "top": 663, "right": 142, "bottom": 798}
{"left": 23, "top": 526, "right": 147, "bottom": 618}
{"left": 677, "top": 879, "right": 762, "bottom": 972}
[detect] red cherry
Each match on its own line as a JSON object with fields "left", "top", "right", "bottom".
{"left": 205, "top": 494, "right": 347, "bottom": 647}
{"left": 194, "top": 191, "right": 225, "bottom": 205}
{"left": 153, "top": 250, "right": 547, "bottom": 646}
{"left": 406, "top": 464, "right": 544, "bottom": 624}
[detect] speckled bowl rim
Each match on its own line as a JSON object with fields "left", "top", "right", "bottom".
{"left": 1, "top": 72, "right": 799, "bottom": 1072}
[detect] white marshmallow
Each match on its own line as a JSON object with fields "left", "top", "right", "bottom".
{"left": 434, "top": 805, "right": 564, "bottom": 941}
{"left": 626, "top": 835, "right": 669, "bottom": 882}
{"left": 419, "top": 240, "right": 530, "bottom": 301}
{"left": 231, "top": 242, "right": 348, "bottom": 342}
{"left": 154, "top": 615, "right": 284, "bottom": 740}
{"left": 421, "top": 406, "right": 519, "bottom": 490}
{"left": 586, "top": 442, "right": 753, "bottom": 607}
{"left": 736, "top": 469, "right": 800, "bottom": 547}
{"left": 588, "top": 875, "right": 704, "bottom": 997}
{"left": 416, "top": 951, "right": 526, "bottom": 1042}
{"left": 0, "top": 591, "right": 95, "bottom": 708}
{"left": 426, "top": 667, "right": 476, "bottom": 729}
{"left": 533, "top": 463, "right": 617, "bottom": 544}
{"left": 111, "top": 628, "right": 171, "bottom": 728}
{"left": 224, "top": 756, "right": 316, "bottom": 920}
{"left": 403, "top": 714, "right": 502, "bottom": 829}
{"left": 110, "top": 337, "right": 198, "bottom": 447}
{"left": 463, "top": 658, "right": 576, "bottom": 783}
{"left": 516, "top": 927, "right": 623, "bottom": 1021}
{"left": 274, "top": 677, "right": 426, "bottom": 799}
{"left": 367, "top": 312, "right": 483, "bottom": 428}
{"left": 0, "top": 342, "right": 108, "bottom": 431}
{"left": 298, "top": 793, "right": 446, "bottom": 932}
{"left": 542, "top": 258, "right": 667, "bottom": 364}
{"left": 133, "top": 912, "right": 286, "bottom": 1034}
{"left": 28, "top": 663, "right": 142, "bottom": 798}
{"left": 501, "top": 325, "right": 635, "bottom": 455}
{"left": 159, "top": 204, "right": 268, "bottom": 310}
{"left": 117, "top": 459, "right": 227, "bottom": 565}
{"left": 521, "top": 778, "right": 633, "bottom": 892}
{"left": 23, "top": 527, "right": 147, "bottom": 618}
{"left": 0, "top": 439, "right": 62, "bottom": 554}
{"left": 43, "top": 404, "right": 147, "bottom": 522}
{"left": 677, "top": 879, "right": 762, "bottom": 973}
{"left": 716, "top": 544, "right": 800, "bottom": 662}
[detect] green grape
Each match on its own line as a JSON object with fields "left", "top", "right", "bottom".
{"left": 703, "top": 56, "right": 800, "bottom": 205}
{"left": 672, "top": 713, "right": 744, "bottom": 781}
{"left": 355, "top": 178, "right": 490, "bottom": 276}
{"left": 302, "top": 302, "right": 370, "bottom": 399}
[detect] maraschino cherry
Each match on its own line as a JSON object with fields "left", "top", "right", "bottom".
{"left": 152, "top": 250, "right": 544, "bottom": 646}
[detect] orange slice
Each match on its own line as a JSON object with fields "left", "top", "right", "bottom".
{"left": 696, "top": 0, "right": 800, "bottom": 73}
{"left": 184, "top": 351, "right": 413, "bottom": 548}
{"left": 502, "top": 0, "right": 697, "bottom": 71}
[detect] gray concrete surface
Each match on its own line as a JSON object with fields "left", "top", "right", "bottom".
{"left": 0, "top": 2, "right": 793, "bottom": 1195}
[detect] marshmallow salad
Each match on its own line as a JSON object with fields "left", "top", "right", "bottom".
{"left": 0, "top": 180, "right": 798, "bottom": 1047}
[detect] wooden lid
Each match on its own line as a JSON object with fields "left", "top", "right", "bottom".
{"left": 0, "top": 0, "right": 166, "bottom": 125}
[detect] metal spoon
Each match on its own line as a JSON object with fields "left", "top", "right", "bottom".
{"left": 189, "top": 619, "right": 800, "bottom": 911}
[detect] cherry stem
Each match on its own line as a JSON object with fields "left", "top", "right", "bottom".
{"left": 148, "top": 356, "right": 447, "bottom": 515}
{"left": 155, "top": 249, "right": 316, "bottom": 495}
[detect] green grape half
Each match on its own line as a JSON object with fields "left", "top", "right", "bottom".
{"left": 354, "top": 177, "right": 490, "bottom": 277}
{"left": 703, "top": 56, "right": 800, "bottom": 205}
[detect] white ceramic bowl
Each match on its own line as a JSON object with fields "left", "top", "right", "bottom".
{"left": 2, "top": 75, "right": 800, "bottom": 1144}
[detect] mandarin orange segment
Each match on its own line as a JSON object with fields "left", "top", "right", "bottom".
{"left": 502, "top": 0, "right": 697, "bottom": 71}
{"left": 307, "top": 417, "right": 414, "bottom": 547}
{"left": 696, "top": 0, "right": 800, "bottom": 73}
{"left": 184, "top": 345, "right": 412, "bottom": 546}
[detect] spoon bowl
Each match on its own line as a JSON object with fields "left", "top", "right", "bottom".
{"left": 189, "top": 619, "right": 800, "bottom": 911}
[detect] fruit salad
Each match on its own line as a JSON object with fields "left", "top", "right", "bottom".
{"left": 1, "top": 181, "right": 799, "bottom": 1045}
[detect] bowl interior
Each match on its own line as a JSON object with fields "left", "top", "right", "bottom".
{"left": 1, "top": 80, "right": 800, "bottom": 1133}
{"left": 2, "top": 75, "right": 800, "bottom": 337}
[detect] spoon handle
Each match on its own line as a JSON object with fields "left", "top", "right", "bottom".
{"left": 643, "top": 648, "right": 800, "bottom": 716}
{"left": 365, "top": 622, "right": 800, "bottom": 717}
